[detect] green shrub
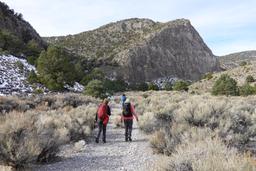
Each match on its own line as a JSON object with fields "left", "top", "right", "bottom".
{"left": 173, "top": 81, "right": 189, "bottom": 91}
{"left": 129, "top": 82, "right": 148, "bottom": 91}
{"left": 81, "top": 68, "right": 105, "bottom": 86}
{"left": 104, "top": 79, "right": 127, "bottom": 95}
{"left": 202, "top": 72, "right": 213, "bottom": 80}
{"left": 37, "top": 46, "right": 77, "bottom": 91}
{"left": 239, "top": 61, "right": 247, "bottom": 66}
{"left": 15, "top": 61, "right": 24, "bottom": 72}
{"left": 27, "top": 56, "right": 38, "bottom": 65}
{"left": 0, "top": 29, "right": 24, "bottom": 55}
{"left": 163, "top": 83, "right": 173, "bottom": 91}
{"left": 27, "top": 70, "right": 38, "bottom": 84}
{"left": 239, "top": 84, "right": 256, "bottom": 96}
{"left": 84, "top": 80, "right": 106, "bottom": 99}
{"left": 212, "top": 74, "right": 239, "bottom": 96}
{"left": 148, "top": 83, "right": 159, "bottom": 91}
{"left": 25, "top": 39, "right": 43, "bottom": 57}
{"left": 33, "top": 88, "right": 44, "bottom": 94}
{"left": 246, "top": 75, "right": 255, "bottom": 83}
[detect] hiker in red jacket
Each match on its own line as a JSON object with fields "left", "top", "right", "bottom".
{"left": 122, "top": 98, "right": 138, "bottom": 142}
{"left": 95, "top": 98, "right": 111, "bottom": 143}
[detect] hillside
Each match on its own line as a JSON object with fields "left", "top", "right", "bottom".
{"left": 0, "top": 2, "right": 46, "bottom": 56}
{"left": 219, "top": 50, "right": 256, "bottom": 70}
{"left": 190, "top": 61, "right": 256, "bottom": 94}
{"left": 45, "top": 18, "right": 220, "bottom": 82}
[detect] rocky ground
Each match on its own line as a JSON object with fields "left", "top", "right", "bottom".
{"left": 35, "top": 103, "right": 162, "bottom": 171}
{"left": 0, "top": 55, "right": 35, "bottom": 95}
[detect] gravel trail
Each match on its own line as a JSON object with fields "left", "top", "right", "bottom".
{"left": 36, "top": 103, "right": 159, "bottom": 171}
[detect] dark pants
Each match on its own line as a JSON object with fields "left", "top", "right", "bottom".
{"left": 96, "top": 120, "right": 106, "bottom": 141}
{"left": 124, "top": 119, "right": 133, "bottom": 139}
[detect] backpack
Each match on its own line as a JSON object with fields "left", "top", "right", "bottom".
{"left": 122, "top": 103, "right": 132, "bottom": 117}
{"left": 97, "top": 104, "right": 107, "bottom": 120}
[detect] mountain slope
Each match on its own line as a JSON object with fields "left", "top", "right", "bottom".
{"left": 219, "top": 50, "right": 256, "bottom": 70}
{"left": 45, "top": 18, "right": 220, "bottom": 82}
{"left": 0, "top": 2, "right": 46, "bottom": 56}
{"left": 190, "top": 61, "right": 256, "bottom": 94}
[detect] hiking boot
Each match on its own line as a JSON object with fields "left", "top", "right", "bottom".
{"left": 128, "top": 138, "right": 132, "bottom": 142}
{"left": 125, "top": 137, "right": 128, "bottom": 142}
{"left": 95, "top": 138, "right": 99, "bottom": 143}
{"left": 103, "top": 139, "right": 106, "bottom": 143}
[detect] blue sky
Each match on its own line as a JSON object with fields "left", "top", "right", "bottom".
{"left": 2, "top": 0, "right": 256, "bottom": 56}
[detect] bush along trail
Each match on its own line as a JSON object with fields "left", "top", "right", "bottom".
{"left": 36, "top": 102, "right": 159, "bottom": 171}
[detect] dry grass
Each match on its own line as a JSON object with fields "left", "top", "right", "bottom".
{"left": 126, "top": 91, "right": 256, "bottom": 170}
{"left": 0, "top": 94, "right": 98, "bottom": 169}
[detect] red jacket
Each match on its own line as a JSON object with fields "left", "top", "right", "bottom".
{"left": 122, "top": 103, "right": 138, "bottom": 121}
{"left": 97, "top": 103, "right": 110, "bottom": 126}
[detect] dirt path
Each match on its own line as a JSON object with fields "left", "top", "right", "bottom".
{"left": 36, "top": 103, "right": 159, "bottom": 171}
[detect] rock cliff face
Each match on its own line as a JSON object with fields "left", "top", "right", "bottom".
{"left": 46, "top": 18, "right": 220, "bottom": 82}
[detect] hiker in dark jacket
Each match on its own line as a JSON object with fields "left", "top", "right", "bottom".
{"left": 95, "top": 98, "right": 111, "bottom": 143}
{"left": 121, "top": 94, "right": 126, "bottom": 108}
{"left": 121, "top": 98, "right": 138, "bottom": 142}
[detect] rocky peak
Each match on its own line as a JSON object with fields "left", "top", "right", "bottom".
{"left": 45, "top": 18, "right": 220, "bottom": 83}
{"left": 97, "top": 18, "right": 157, "bottom": 33}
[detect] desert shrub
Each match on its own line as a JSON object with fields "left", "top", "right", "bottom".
{"left": 150, "top": 130, "right": 167, "bottom": 154}
{"left": 138, "top": 112, "right": 157, "bottom": 133}
{"left": 246, "top": 75, "right": 255, "bottom": 83}
{"left": 202, "top": 72, "right": 213, "bottom": 80}
{"left": 84, "top": 80, "right": 106, "bottom": 99}
{"left": 133, "top": 91, "right": 256, "bottom": 166}
{"left": 148, "top": 83, "right": 159, "bottom": 91}
{"left": 37, "top": 45, "right": 77, "bottom": 91}
{"left": 0, "top": 97, "right": 34, "bottom": 114}
{"left": 239, "top": 84, "right": 256, "bottom": 96}
{"left": 239, "top": 61, "right": 247, "bottom": 66}
{"left": 35, "top": 94, "right": 98, "bottom": 110}
{"left": 212, "top": 74, "right": 239, "bottom": 96}
{"left": 0, "top": 96, "right": 97, "bottom": 169}
{"left": 167, "top": 129, "right": 252, "bottom": 171}
{"left": 172, "top": 81, "right": 189, "bottom": 91}
{"left": 0, "top": 93, "right": 98, "bottom": 114}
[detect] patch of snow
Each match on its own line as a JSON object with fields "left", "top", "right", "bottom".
{"left": 64, "top": 82, "right": 84, "bottom": 92}
{"left": 0, "top": 55, "right": 38, "bottom": 95}
{"left": 152, "top": 76, "right": 179, "bottom": 88}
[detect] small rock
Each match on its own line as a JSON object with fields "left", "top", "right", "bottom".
{"left": 74, "top": 140, "right": 86, "bottom": 150}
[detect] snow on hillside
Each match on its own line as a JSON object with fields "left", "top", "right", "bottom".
{"left": 0, "top": 55, "right": 36, "bottom": 95}
{"left": 0, "top": 55, "right": 84, "bottom": 96}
